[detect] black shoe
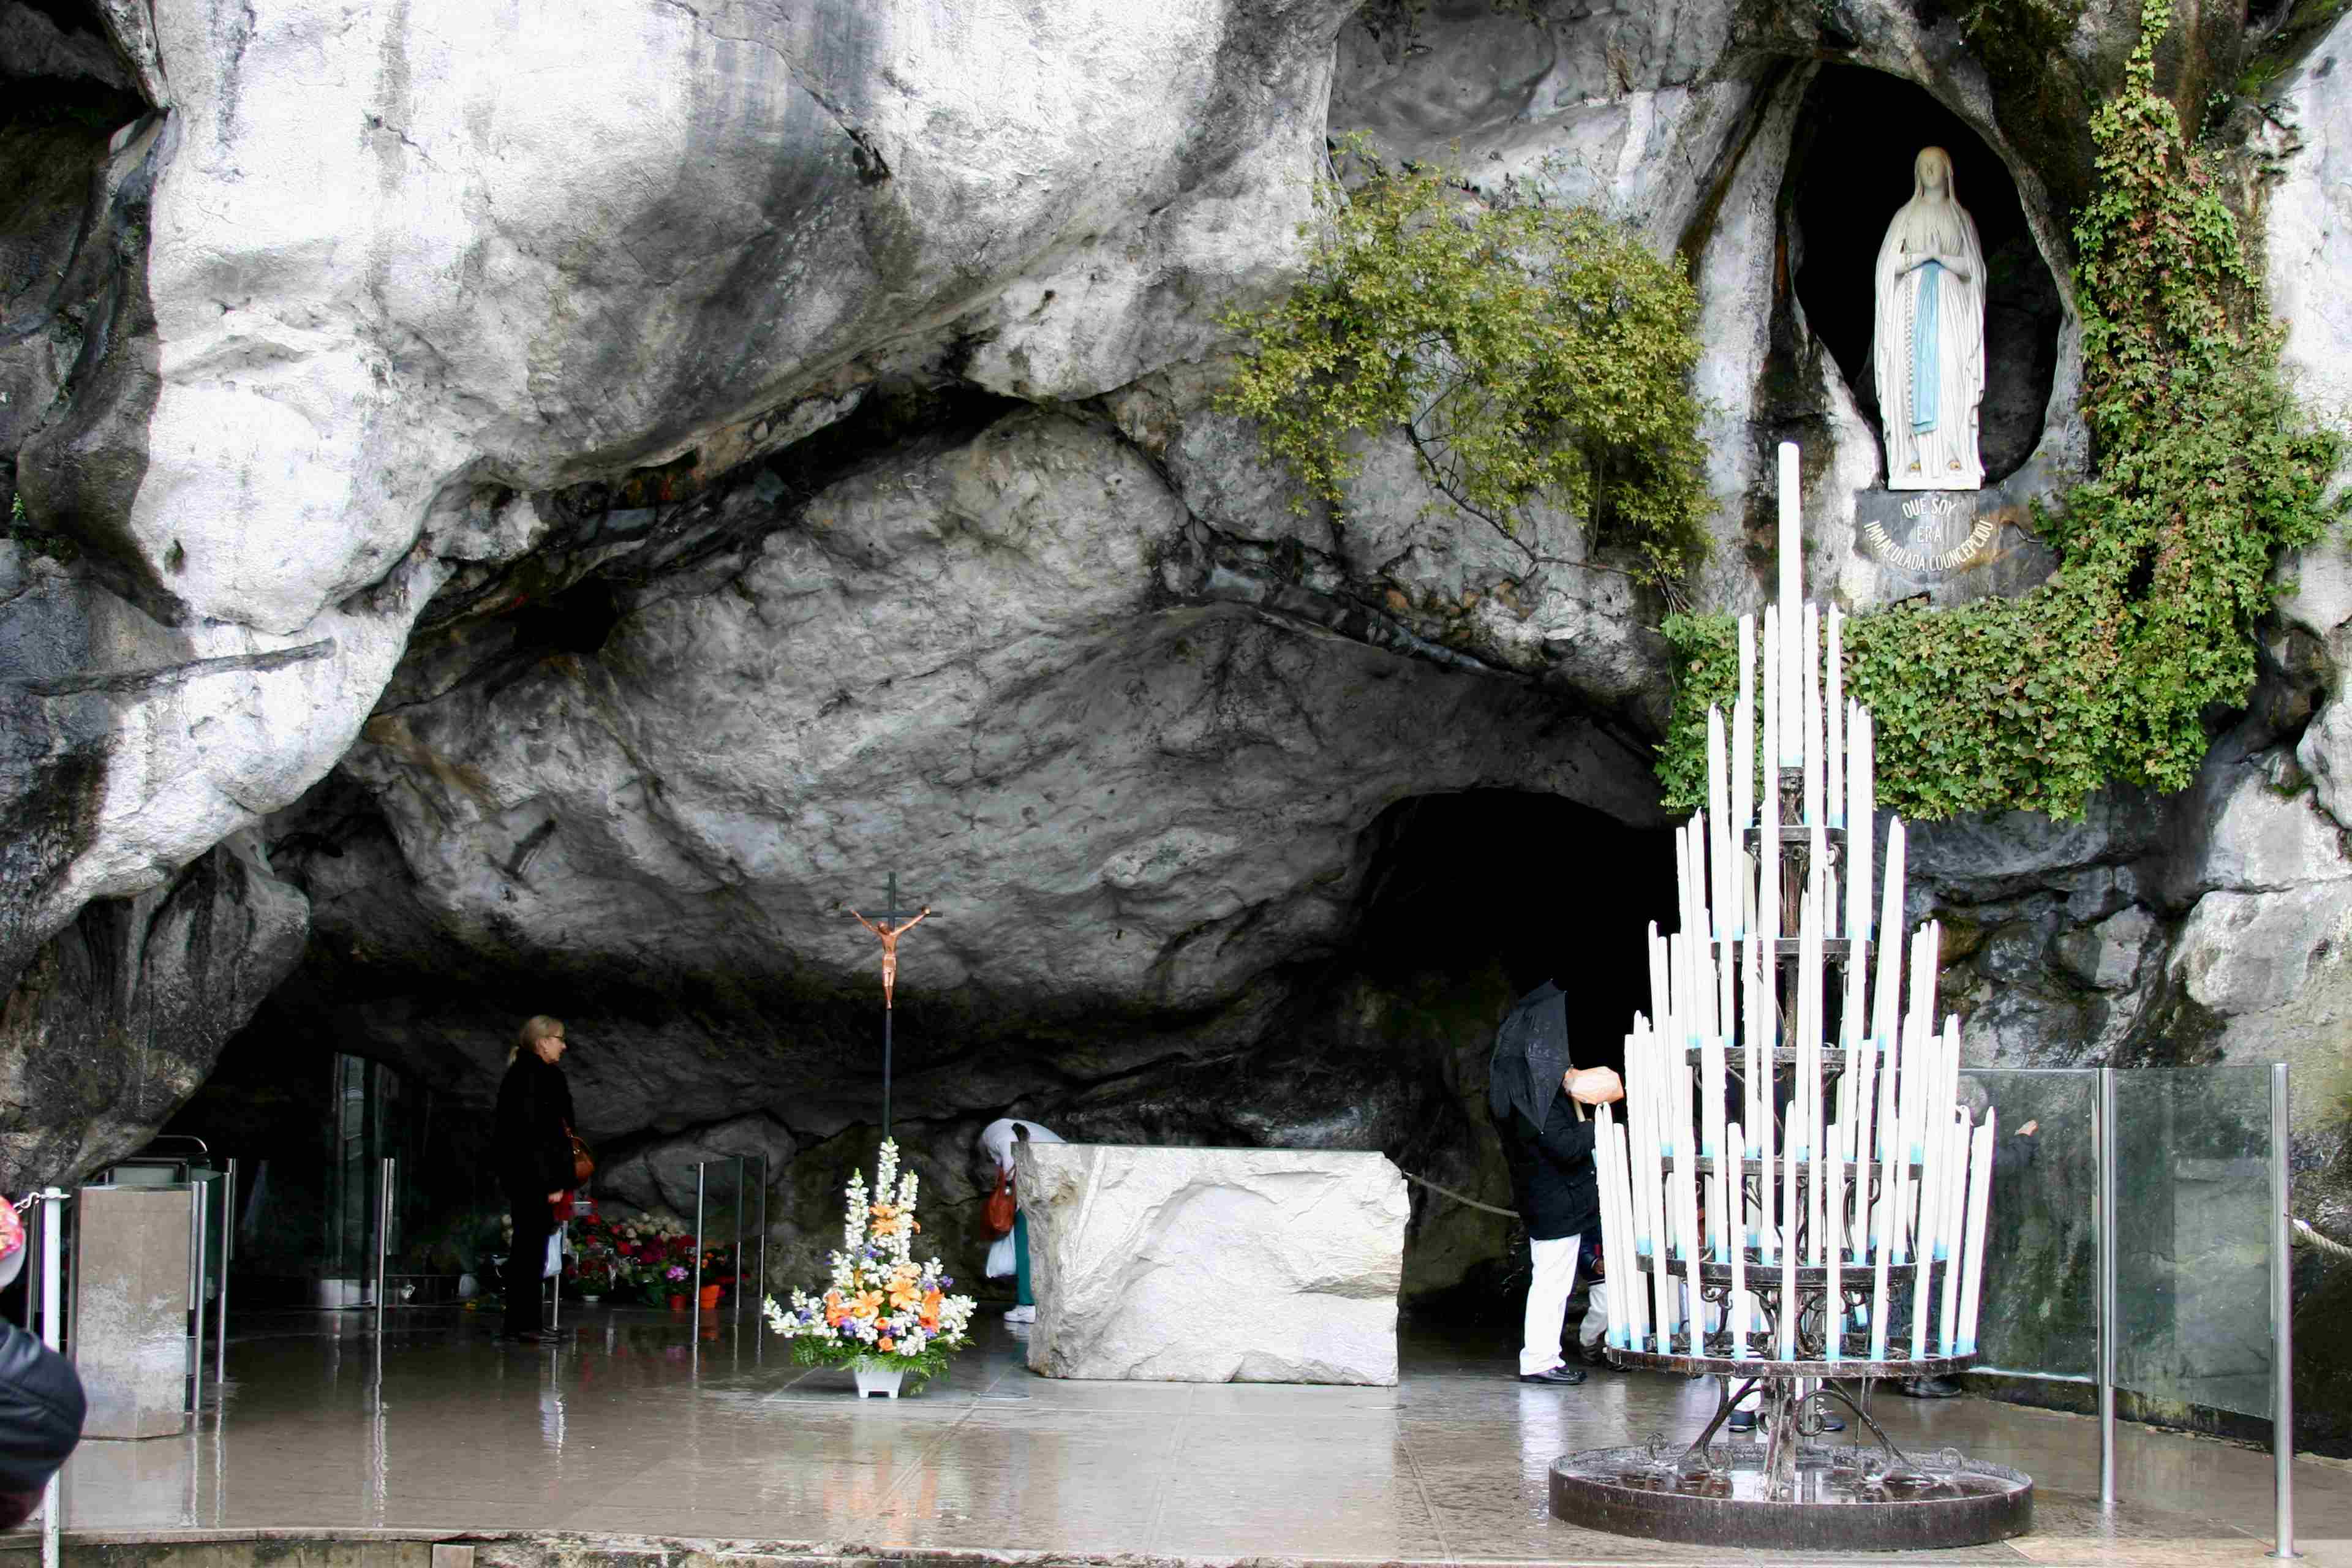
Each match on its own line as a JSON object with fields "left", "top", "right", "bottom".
{"left": 1728, "top": 1409, "right": 1756, "bottom": 1433}
{"left": 1578, "top": 1343, "right": 1616, "bottom": 1369}
{"left": 1518, "top": 1365, "right": 1588, "bottom": 1385}
{"left": 1817, "top": 1412, "right": 1847, "bottom": 1432}
{"left": 1896, "top": 1376, "right": 1962, "bottom": 1399}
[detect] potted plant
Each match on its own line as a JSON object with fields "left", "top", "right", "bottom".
{"left": 764, "top": 1140, "right": 973, "bottom": 1397}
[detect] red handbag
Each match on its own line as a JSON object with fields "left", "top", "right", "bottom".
{"left": 982, "top": 1167, "right": 1016, "bottom": 1238}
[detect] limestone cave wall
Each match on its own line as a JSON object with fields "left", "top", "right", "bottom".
{"left": 4, "top": 0, "right": 2351, "bottom": 1444}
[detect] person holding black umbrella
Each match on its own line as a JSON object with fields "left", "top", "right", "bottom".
{"left": 1489, "top": 982, "right": 1624, "bottom": 1385}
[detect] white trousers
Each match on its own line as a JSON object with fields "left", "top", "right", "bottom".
{"left": 1520, "top": 1234, "right": 1582, "bottom": 1376}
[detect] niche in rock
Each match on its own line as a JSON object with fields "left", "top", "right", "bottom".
{"left": 1349, "top": 790, "right": 1676, "bottom": 1080}
{"left": 1783, "top": 68, "right": 2062, "bottom": 485}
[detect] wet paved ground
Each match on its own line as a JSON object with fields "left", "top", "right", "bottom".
{"left": 59, "top": 1305, "right": 2352, "bottom": 1564}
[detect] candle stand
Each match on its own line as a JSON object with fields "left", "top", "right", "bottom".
{"left": 1548, "top": 445, "right": 2032, "bottom": 1550}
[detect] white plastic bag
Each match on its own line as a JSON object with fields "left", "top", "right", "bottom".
{"left": 984, "top": 1232, "right": 1016, "bottom": 1279}
{"left": 545, "top": 1229, "right": 563, "bottom": 1279}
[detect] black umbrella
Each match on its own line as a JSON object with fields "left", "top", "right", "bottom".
{"left": 1488, "top": 981, "right": 1577, "bottom": 1132}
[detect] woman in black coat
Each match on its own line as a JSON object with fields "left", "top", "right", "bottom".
{"left": 493, "top": 1016, "right": 576, "bottom": 1344}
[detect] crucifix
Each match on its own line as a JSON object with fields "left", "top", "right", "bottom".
{"left": 847, "top": 871, "right": 933, "bottom": 1139}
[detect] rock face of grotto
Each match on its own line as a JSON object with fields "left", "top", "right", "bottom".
{"left": 4, "top": 0, "right": 2351, "bottom": 1444}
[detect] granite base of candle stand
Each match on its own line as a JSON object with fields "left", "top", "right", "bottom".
{"left": 1013, "top": 1144, "right": 1406, "bottom": 1385}
{"left": 1551, "top": 440, "right": 2032, "bottom": 1550}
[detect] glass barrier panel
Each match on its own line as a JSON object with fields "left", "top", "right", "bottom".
{"left": 1957, "top": 1068, "right": 2100, "bottom": 1382}
{"left": 2113, "top": 1066, "right": 2274, "bottom": 1419}
{"left": 695, "top": 1158, "right": 745, "bottom": 1310}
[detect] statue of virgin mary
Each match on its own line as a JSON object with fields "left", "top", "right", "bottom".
{"left": 1872, "top": 146, "right": 1986, "bottom": 491}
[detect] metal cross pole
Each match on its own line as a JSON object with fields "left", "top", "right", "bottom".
{"left": 850, "top": 870, "right": 933, "bottom": 1142}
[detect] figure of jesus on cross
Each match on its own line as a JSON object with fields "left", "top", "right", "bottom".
{"left": 848, "top": 872, "right": 935, "bottom": 1136}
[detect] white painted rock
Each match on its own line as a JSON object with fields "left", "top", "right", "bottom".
{"left": 1016, "top": 1143, "right": 1406, "bottom": 1385}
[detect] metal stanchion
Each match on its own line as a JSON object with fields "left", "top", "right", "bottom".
{"left": 2097, "top": 1066, "right": 2118, "bottom": 1515}
{"left": 374, "top": 1156, "right": 394, "bottom": 1339}
{"left": 733, "top": 1156, "right": 745, "bottom": 1330}
{"left": 2270, "top": 1063, "right": 2299, "bottom": 1559}
{"left": 216, "top": 1159, "right": 236, "bottom": 1384}
{"left": 186, "top": 1178, "right": 207, "bottom": 1413}
{"left": 36, "top": 1188, "right": 66, "bottom": 1568}
{"left": 693, "top": 1164, "right": 706, "bottom": 1312}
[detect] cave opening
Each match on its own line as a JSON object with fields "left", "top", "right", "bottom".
{"left": 1784, "top": 67, "right": 2063, "bottom": 484}
{"left": 1352, "top": 789, "right": 1676, "bottom": 1074}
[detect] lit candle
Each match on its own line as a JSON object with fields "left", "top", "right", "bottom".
{"left": 1826, "top": 605, "right": 1845, "bottom": 834}
{"left": 1958, "top": 1109, "right": 1997, "bottom": 1355}
{"left": 1727, "top": 1118, "right": 1750, "bottom": 1359}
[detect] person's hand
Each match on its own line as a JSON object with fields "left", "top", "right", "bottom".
{"left": 2018, "top": 1120, "right": 2038, "bottom": 1137}
{"left": 548, "top": 1191, "right": 565, "bottom": 1204}
{"left": 1566, "top": 1066, "right": 1624, "bottom": 1106}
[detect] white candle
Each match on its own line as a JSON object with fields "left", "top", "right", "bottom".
{"left": 1909, "top": 1051, "right": 1943, "bottom": 1363}
{"left": 1872, "top": 819, "right": 1907, "bottom": 1047}
{"left": 1958, "top": 1110, "right": 1997, "bottom": 1354}
{"left": 1743, "top": 934, "right": 1765, "bottom": 1163}
{"left": 1708, "top": 708, "right": 1730, "bottom": 940}
{"left": 1703, "top": 1038, "right": 1728, "bottom": 1262}
{"left": 1869, "top": 1122, "right": 1896, "bottom": 1362}
{"left": 1777, "top": 442, "right": 1802, "bottom": 748}
{"left": 1727, "top": 1118, "right": 1749, "bottom": 1360}
{"left": 1648, "top": 922, "right": 1668, "bottom": 1039}
{"left": 1760, "top": 603, "right": 1780, "bottom": 834}
{"left": 1856, "top": 709, "right": 1877, "bottom": 912}
{"left": 1675, "top": 1067, "right": 1712, "bottom": 1363}
{"left": 1738, "top": 612, "right": 1755, "bottom": 714}
{"left": 1595, "top": 1104, "right": 1626, "bottom": 1346}
{"left": 1617, "top": 1120, "right": 1652, "bottom": 1354}
{"left": 1826, "top": 606, "right": 1845, "bottom": 834}
{"left": 1801, "top": 600, "right": 1822, "bottom": 818}
{"left": 1846, "top": 706, "right": 1872, "bottom": 945}
{"left": 1755, "top": 976, "right": 1777, "bottom": 1265}
{"left": 1804, "top": 840, "right": 1827, "bottom": 1266}
{"left": 1937, "top": 1110, "right": 1967, "bottom": 1355}
{"left": 1848, "top": 1007, "right": 1879, "bottom": 1249}
{"left": 1779, "top": 1137, "right": 1799, "bottom": 1359}
{"left": 1732, "top": 695, "right": 1754, "bottom": 837}
{"left": 1826, "top": 1115, "right": 1845, "bottom": 1361}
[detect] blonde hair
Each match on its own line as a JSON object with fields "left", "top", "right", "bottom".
{"left": 510, "top": 1014, "right": 565, "bottom": 1063}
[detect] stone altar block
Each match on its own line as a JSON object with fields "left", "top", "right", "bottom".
{"left": 75, "top": 1185, "right": 192, "bottom": 1439}
{"left": 1015, "top": 1144, "right": 1406, "bottom": 1385}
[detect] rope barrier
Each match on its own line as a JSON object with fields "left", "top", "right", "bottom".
{"left": 2293, "top": 1216, "right": 2352, "bottom": 1263}
{"left": 1401, "top": 1170, "right": 1520, "bottom": 1219}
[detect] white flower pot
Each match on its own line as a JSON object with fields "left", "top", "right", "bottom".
{"left": 853, "top": 1358, "right": 906, "bottom": 1399}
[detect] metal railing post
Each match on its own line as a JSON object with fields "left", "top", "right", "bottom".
{"left": 2097, "top": 1066, "right": 2117, "bottom": 1515}
{"left": 374, "top": 1156, "right": 394, "bottom": 1338}
{"left": 733, "top": 1156, "right": 745, "bottom": 1330}
{"left": 2270, "top": 1062, "right": 2299, "bottom": 1559}
{"left": 37, "top": 1188, "right": 64, "bottom": 1568}
{"left": 186, "top": 1178, "right": 206, "bottom": 1413}
{"left": 693, "top": 1164, "right": 706, "bottom": 1311}
{"left": 216, "top": 1159, "right": 235, "bottom": 1384}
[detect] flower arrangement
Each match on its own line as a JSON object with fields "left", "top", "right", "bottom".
{"left": 764, "top": 1140, "right": 974, "bottom": 1390}
{"left": 570, "top": 1210, "right": 697, "bottom": 1303}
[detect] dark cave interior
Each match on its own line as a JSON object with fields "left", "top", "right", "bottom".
{"left": 154, "top": 788, "right": 1679, "bottom": 1307}
{"left": 1785, "top": 66, "right": 2064, "bottom": 484}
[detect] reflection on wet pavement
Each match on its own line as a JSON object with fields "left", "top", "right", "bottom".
{"left": 57, "top": 1308, "right": 2352, "bottom": 1564}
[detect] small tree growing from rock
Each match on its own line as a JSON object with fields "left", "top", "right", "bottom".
{"left": 1217, "top": 149, "right": 1711, "bottom": 606}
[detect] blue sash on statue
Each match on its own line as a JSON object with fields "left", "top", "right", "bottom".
{"left": 1911, "top": 260, "right": 1942, "bottom": 434}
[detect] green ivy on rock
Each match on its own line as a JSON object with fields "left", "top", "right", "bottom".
{"left": 1659, "top": 0, "right": 2342, "bottom": 821}
{"left": 1216, "top": 148, "right": 1711, "bottom": 602}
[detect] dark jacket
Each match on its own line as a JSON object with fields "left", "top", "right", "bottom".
{"left": 0, "top": 1317, "right": 84, "bottom": 1524}
{"left": 1500, "top": 1083, "right": 1600, "bottom": 1243}
{"left": 494, "top": 1052, "right": 576, "bottom": 1203}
